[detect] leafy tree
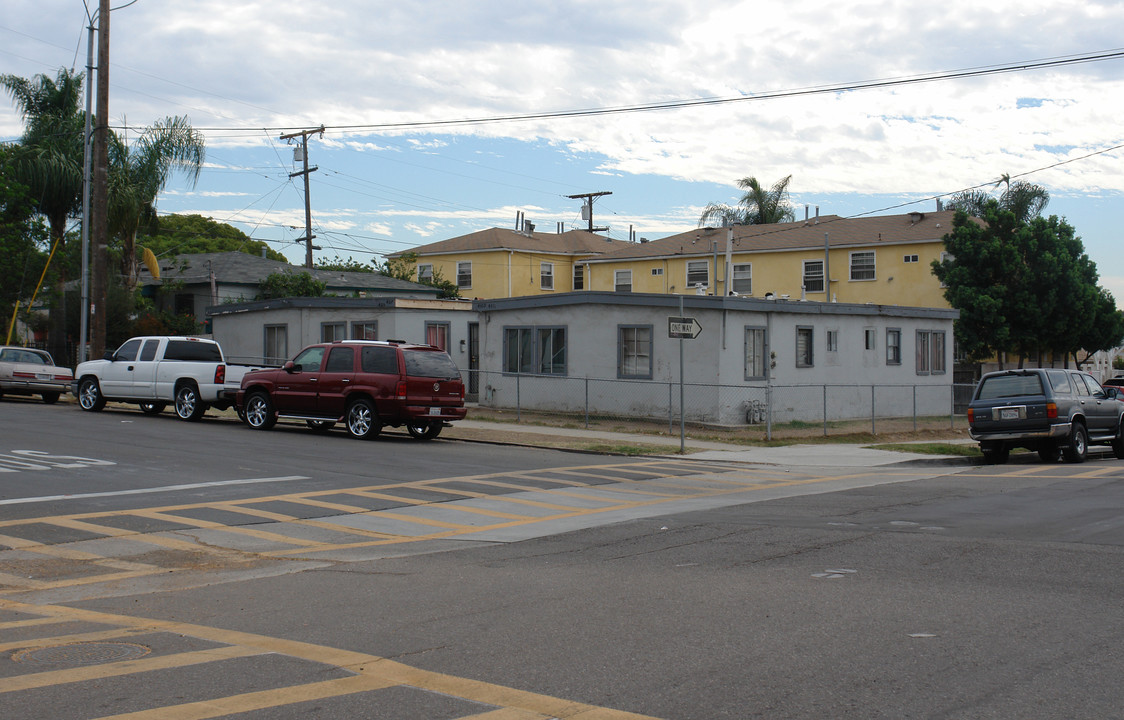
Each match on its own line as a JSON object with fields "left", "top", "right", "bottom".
{"left": 316, "top": 255, "right": 377, "bottom": 273}
{"left": 257, "top": 271, "right": 326, "bottom": 299}
{"left": 699, "top": 175, "right": 796, "bottom": 227}
{"left": 376, "top": 252, "right": 459, "bottom": 298}
{"left": 1, "top": 68, "right": 86, "bottom": 360}
{"left": 107, "top": 115, "right": 205, "bottom": 288}
{"left": 0, "top": 145, "right": 49, "bottom": 333}
{"left": 135, "top": 214, "right": 286, "bottom": 261}
{"left": 933, "top": 202, "right": 1124, "bottom": 367}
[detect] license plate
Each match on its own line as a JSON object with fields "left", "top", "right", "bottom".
{"left": 428, "top": 407, "right": 441, "bottom": 416}
{"left": 35, "top": 373, "right": 50, "bottom": 381}
{"left": 1000, "top": 408, "right": 1019, "bottom": 420}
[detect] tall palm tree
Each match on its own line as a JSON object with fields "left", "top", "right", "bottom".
{"left": 946, "top": 176, "right": 1049, "bottom": 225}
{"left": 1, "top": 68, "right": 86, "bottom": 360}
{"left": 699, "top": 174, "right": 796, "bottom": 227}
{"left": 107, "top": 115, "right": 205, "bottom": 288}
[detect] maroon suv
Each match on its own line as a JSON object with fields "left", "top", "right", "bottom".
{"left": 237, "top": 340, "right": 467, "bottom": 440}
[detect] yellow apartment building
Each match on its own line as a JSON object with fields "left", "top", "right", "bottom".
{"left": 388, "top": 227, "right": 633, "bottom": 299}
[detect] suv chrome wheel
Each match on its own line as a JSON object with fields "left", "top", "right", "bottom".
{"left": 243, "top": 392, "right": 276, "bottom": 430}
{"left": 346, "top": 399, "right": 381, "bottom": 440}
{"left": 406, "top": 421, "right": 442, "bottom": 440}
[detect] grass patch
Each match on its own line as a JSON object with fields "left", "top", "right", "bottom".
{"left": 580, "top": 443, "right": 680, "bottom": 456}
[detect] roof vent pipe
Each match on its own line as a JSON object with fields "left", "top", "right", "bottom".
{"left": 815, "top": 206, "right": 820, "bottom": 224}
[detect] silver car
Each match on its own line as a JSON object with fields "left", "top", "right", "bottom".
{"left": 0, "top": 346, "right": 73, "bottom": 404}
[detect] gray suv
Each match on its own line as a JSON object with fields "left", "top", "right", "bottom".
{"left": 967, "top": 368, "right": 1124, "bottom": 464}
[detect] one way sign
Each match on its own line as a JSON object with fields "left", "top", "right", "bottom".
{"left": 668, "top": 316, "right": 703, "bottom": 339}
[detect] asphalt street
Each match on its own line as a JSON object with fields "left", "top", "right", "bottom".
{"left": 1, "top": 399, "right": 1123, "bottom": 719}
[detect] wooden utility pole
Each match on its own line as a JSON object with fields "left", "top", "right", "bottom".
{"left": 89, "top": 0, "right": 110, "bottom": 359}
{"left": 280, "top": 126, "right": 324, "bottom": 268}
{"left": 566, "top": 191, "right": 612, "bottom": 233}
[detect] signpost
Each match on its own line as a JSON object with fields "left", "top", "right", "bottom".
{"left": 669, "top": 304, "right": 702, "bottom": 452}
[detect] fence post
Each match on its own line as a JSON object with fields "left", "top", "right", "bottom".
{"left": 950, "top": 384, "right": 955, "bottom": 429}
{"left": 913, "top": 385, "right": 918, "bottom": 432}
{"left": 516, "top": 373, "right": 521, "bottom": 423}
{"left": 668, "top": 382, "right": 673, "bottom": 435}
{"left": 584, "top": 377, "right": 589, "bottom": 428}
{"left": 871, "top": 385, "right": 876, "bottom": 435}
{"left": 766, "top": 385, "right": 773, "bottom": 442}
{"left": 823, "top": 385, "right": 828, "bottom": 436}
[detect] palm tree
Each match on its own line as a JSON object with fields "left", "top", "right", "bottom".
{"left": 107, "top": 116, "right": 205, "bottom": 288}
{"left": 946, "top": 175, "right": 1049, "bottom": 225}
{"left": 699, "top": 174, "right": 796, "bottom": 227}
{"left": 1, "top": 68, "right": 86, "bottom": 360}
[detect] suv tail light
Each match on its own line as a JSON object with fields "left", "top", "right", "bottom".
{"left": 1046, "top": 402, "right": 1058, "bottom": 419}
{"left": 395, "top": 381, "right": 407, "bottom": 400}
{"left": 966, "top": 408, "right": 975, "bottom": 423}
{"left": 214, "top": 365, "right": 226, "bottom": 385}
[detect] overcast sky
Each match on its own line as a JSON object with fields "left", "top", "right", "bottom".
{"left": 3, "top": 1, "right": 1123, "bottom": 300}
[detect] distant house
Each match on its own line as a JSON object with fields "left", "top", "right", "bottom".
{"left": 137, "top": 251, "right": 441, "bottom": 324}
{"left": 387, "top": 226, "right": 632, "bottom": 299}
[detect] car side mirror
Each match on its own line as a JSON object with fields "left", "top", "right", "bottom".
{"left": 283, "top": 360, "right": 296, "bottom": 373}
{"left": 103, "top": 350, "right": 116, "bottom": 361}
{"left": 1107, "top": 387, "right": 1119, "bottom": 399}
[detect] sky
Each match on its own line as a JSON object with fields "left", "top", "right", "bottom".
{"left": 2, "top": 1, "right": 1123, "bottom": 301}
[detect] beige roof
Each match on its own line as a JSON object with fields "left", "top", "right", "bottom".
{"left": 390, "top": 228, "right": 633, "bottom": 258}
{"left": 587, "top": 210, "right": 968, "bottom": 262}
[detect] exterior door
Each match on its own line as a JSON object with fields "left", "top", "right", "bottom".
{"left": 272, "top": 346, "right": 325, "bottom": 416}
{"left": 127, "top": 338, "right": 161, "bottom": 399}
{"left": 467, "top": 322, "right": 479, "bottom": 401}
{"left": 100, "top": 339, "right": 142, "bottom": 396}
{"left": 315, "top": 346, "right": 356, "bottom": 418}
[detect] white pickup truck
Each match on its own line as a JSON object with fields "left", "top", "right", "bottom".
{"left": 73, "top": 336, "right": 264, "bottom": 421}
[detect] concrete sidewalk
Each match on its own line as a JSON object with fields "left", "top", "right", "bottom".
{"left": 447, "top": 419, "right": 976, "bottom": 467}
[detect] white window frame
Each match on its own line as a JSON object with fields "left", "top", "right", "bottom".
{"left": 731, "top": 263, "right": 752, "bottom": 295}
{"left": 850, "top": 251, "right": 876, "bottom": 281}
{"left": 618, "top": 325, "right": 653, "bottom": 379}
{"left": 456, "top": 261, "right": 472, "bottom": 289}
{"left": 540, "top": 262, "right": 554, "bottom": 290}
{"left": 745, "top": 327, "right": 767, "bottom": 380}
{"left": 686, "top": 260, "right": 709, "bottom": 289}
{"left": 803, "top": 260, "right": 824, "bottom": 293}
{"left": 417, "top": 263, "right": 433, "bottom": 283}
{"left": 614, "top": 269, "right": 632, "bottom": 293}
{"left": 573, "top": 264, "right": 584, "bottom": 290}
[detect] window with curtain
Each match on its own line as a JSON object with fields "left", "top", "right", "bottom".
{"left": 614, "top": 270, "right": 632, "bottom": 293}
{"left": 803, "top": 260, "right": 824, "bottom": 293}
{"left": 850, "top": 251, "right": 876, "bottom": 281}
{"left": 425, "top": 322, "right": 449, "bottom": 351}
{"left": 732, "top": 264, "right": 752, "bottom": 294}
{"left": 618, "top": 325, "right": 652, "bottom": 379}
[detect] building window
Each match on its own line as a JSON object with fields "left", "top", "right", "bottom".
{"left": 321, "top": 322, "right": 345, "bottom": 343}
{"left": 618, "top": 325, "right": 653, "bottom": 379}
{"left": 614, "top": 270, "right": 632, "bottom": 293}
{"left": 540, "top": 262, "right": 554, "bottom": 290}
{"left": 803, "top": 260, "right": 824, "bottom": 293}
{"left": 457, "top": 261, "right": 472, "bottom": 289}
{"left": 732, "top": 263, "right": 752, "bottom": 295}
{"left": 687, "top": 260, "right": 709, "bottom": 289}
{"left": 745, "top": 327, "right": 767, "bottom": 380}
{"left": 651, "top": 267, "right": 664, "bottom": 276}
{"left": 916, "top": 330, "right": 947, "bottom": 374}
{"left": 351, "top": 321, "right": 377, "bottom": 340}
{"left": 903, "top": 254, "right": 919, "bottom": 263}
{"left": 503, "top": 326, "right": 567, "bottom": 375}
{"left": 826, "top": 329, "right": 839, "bottom": 353}
{"left": 417, "top": 264, "right": 433, "bottom": 283}
{"left": 887, "top": 328, "right": 902, "bottom": 365}
{"left": 573, "top": 264, "right": 584, "bottom": 290}
{"left": 850, "top": 251, "right": 876, "bottom": 281}
{"left": 425, "top": 322, "right": 449, "bottom": 351}
{"left": 864, "top": 327, "right": 876, "bottom": 351}
{"left": 796, "top": 326, "right": 814, "bottom": 368}
{"left": 264, "top": 324, "right": 288, "bottom": 365}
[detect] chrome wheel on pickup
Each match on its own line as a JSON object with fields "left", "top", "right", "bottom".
{"left": 78, "top": 377, "right": 106, "bottom": 412}
{"left": 174, "top": 383, "right": 207, "bottom": 421}
{"left": 139, "top": 401, "right": 166, "bottom": 415}
{"left": 243, "top": 391, "right": 276, "bottom": 430}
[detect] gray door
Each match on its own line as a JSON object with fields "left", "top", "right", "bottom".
{"left": 467, "top": 322, "right": 479, "bottom": 401}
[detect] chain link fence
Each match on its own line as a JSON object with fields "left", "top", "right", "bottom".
{"left": 466, "top": 369, "right": 976, "bottom": 441}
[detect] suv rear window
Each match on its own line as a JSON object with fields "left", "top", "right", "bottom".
{"left": 976, "top": 374, "right": 1044, "bottom": 400}
{"left": 361, "top": 346, "right": 399, "bottom": 374}
{"left": 164, "top": 340, "right": 223, "bottom": 362}
{"left": 403, "top": 349, "right": 461, "bottom": 379}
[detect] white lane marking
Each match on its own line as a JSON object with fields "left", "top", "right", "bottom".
{"left": 0, "top": 476, "right": 310, "bottom": 506}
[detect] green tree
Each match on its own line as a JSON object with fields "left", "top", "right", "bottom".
{"left": 316, "top": 255, "right": 377, "bottom": 273}
{"left": 107, "top": 116, "right": 205, "bottom": 288}
{"left": 699, "top": 174, "right": 796, "bottom": 227}
{"left": 1, "top": 68, "right": 86, "bottom": 360}
{"left": 257, "top": 271, "right": 327, "bottom": 300}
{"left": 376, "top": 252, "right": 459, "bottom": 298}
{"left": 945, "top": 176, "right": 1050, "bottom": 225}
{"left": 0, "top": 145, "right": 49, "bottom": 335}
{"left": 136, "top": 214, "right": 286, "bottom": 261}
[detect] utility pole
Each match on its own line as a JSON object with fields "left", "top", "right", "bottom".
{"left": 89, "top": 0, "right": 110, "bottom": 359}
{"left": 566, "top": 191, "right": 612, "bottom": 233}
{"left": 280, "top": 126, "right": 324, "bottom": 268}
